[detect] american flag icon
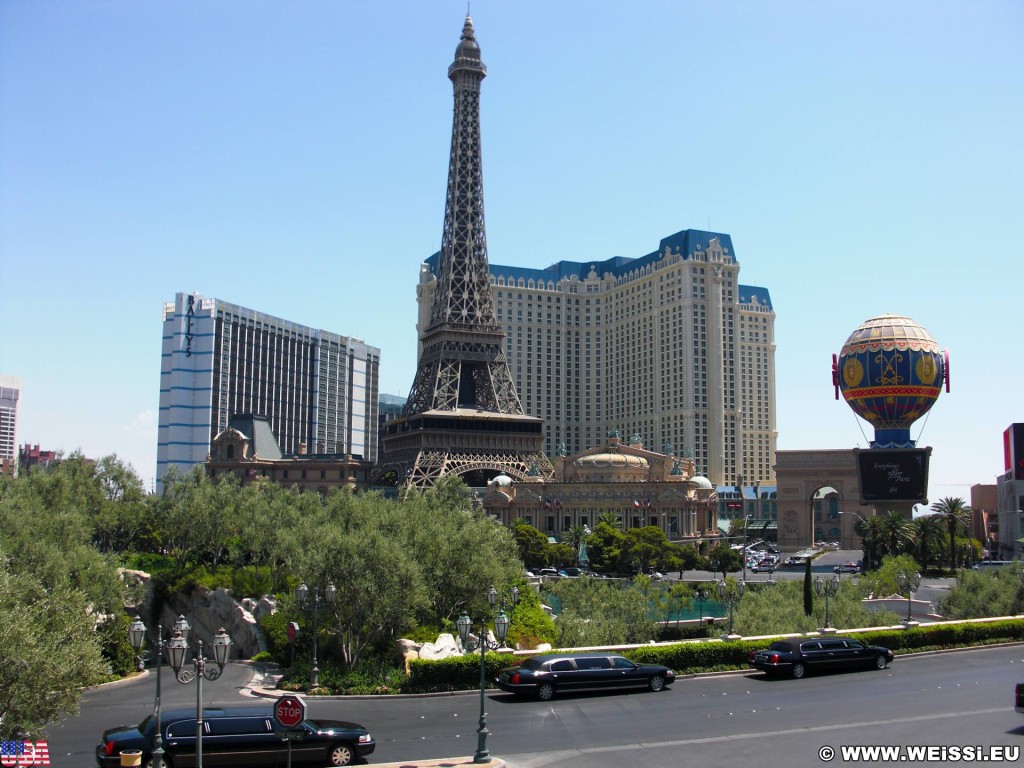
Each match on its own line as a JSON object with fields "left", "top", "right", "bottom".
{"left": 0, "top": 740, "right": 49, "bottom": 767}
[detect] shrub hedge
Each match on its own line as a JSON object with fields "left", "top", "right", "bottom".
{"left": 400, "top": 619, "right": 1024, "bottom": 692}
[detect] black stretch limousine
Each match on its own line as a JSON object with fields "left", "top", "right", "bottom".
{"left": 96, "top": 704, "right": 374, "bottom": 767}
{"left": 497, "top": 653, "right": 675, "bottom": 700}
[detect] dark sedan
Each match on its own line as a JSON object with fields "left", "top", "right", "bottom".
{"left": 749, "top": 637, "right": 893, "bottom": 679}
{"left": 96, "top": 705, "right": 374, "bottom": 767}
{"left": 496, "top": 653, "right": 675, "bottom": 700}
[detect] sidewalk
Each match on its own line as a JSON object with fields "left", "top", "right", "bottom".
{"left": 369, "top": 759, "right": 505, "bottom": 768}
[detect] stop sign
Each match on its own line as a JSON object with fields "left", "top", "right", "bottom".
{"left": 274, "top": 695, "right": 306, "bottom": 729}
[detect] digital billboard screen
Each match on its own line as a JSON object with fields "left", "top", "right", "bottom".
{"left": 856, "top": 448, "right": 931, "bottom": 503}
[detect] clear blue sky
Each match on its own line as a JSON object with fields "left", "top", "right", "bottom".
{"left": 1, "top": 1, "right": 1021, "bottom": 501}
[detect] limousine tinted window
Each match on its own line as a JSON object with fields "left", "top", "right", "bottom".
{"left": 551, "top": 660, "right": 573, "bottom": 672}
{"left": 577, "top": 657, "right": 611, "bottom": 670}
{"left": 208, "top": 717, "right": 270, "bottom": 736}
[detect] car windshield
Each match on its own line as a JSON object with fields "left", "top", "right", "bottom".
{"left": 768, "top": 641, "right": 794, "bottom": 652}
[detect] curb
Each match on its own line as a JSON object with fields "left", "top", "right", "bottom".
{"left": 368, "top": 760, "right": 505, "bottom": 768}
{"left": 244, "top": 641, "right": 1024, "bottom": 701}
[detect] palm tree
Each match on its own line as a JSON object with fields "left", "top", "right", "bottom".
{"left": 597, "top": 511, "right": 622, "bottom": 530}
{"left": 912, "top": 514, "right": 946, "bottom": 570}
{"left": 853, "top": 514, "right": 883, "bottom": 570}
{"left": 562, "top": 523, "right": 590, "bottom": 558}
{"left": 931, "top": 497, "right": 972, "bottom": 571}
{"left": 876, "top": 510, "right": 913, "bottom": 560}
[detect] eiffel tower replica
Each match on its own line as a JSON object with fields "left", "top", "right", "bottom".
{"left": 376, "top": 16, "right": 553, "bottom": 490}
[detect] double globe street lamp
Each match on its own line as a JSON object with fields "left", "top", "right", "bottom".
{"left": 716, "top": 579, "right": 745, "bottom": 637}
{"left": 167, "top": 617, "right": 232, "bottom": 768}
{"left": 128, "top": 616, "right": 231, "bottom": 768}
{"left": 897, "top": 570, "right": 922, "bottom": 623}
{"left": 295, "top": 581, "right": 336, "bottom": 689}
{"left": 457, "top": 585, "right": 518, "bottom": 764}
{"left": 815, "top": 574, "right": 840, "bottom": 630}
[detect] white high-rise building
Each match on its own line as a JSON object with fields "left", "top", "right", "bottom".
{"left": 157, "top": 293, "right": 380, "bottom": 492}
{"left": 417, "top": 229, "right": 777, "bottom": 486}
{"left": 0, "top": 375, "right": 21, "bottom": 474}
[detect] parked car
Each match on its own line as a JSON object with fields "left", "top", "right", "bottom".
{"left": 750, "top": 562, "right": 775, "bottom": 574}
{"left": 496, "top": 653, "right": 675, "bottom": 701}
{"left": 95, "top": 705, "right": 375, "bottom": 767}
{"left": 748, "top": 637, "right": 893, "bottom": 679}
{"left": 833, "top": 561, "right": 862, "bottom": 574}
{"left": 537, "top": 568, "right": 559, "bottom": 577}
{"left": 782, "top": 556, "right": 807, "bottom": 567}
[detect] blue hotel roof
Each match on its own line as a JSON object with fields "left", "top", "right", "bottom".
{"left": 425, "top": 228, "right": 772, "bottom": 310}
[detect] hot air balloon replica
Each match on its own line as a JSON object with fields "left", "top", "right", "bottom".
{"left": 833, "top": 314, "right": 950, "bottom": 507}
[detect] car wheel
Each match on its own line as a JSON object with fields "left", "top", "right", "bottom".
{"left": 537, "top": 682, "right": 556, "bottom": 701}
{"left": 648, "top": 674, "right": 665, "bottom": 692}
{"left": 875, "top": 655, "right": 888, "bottom": 670}
{"left": 791, "top": 663, "right": 806, "bottom": 679}
{"left": 328, "top": 742, "right": 355, "bottom": 766}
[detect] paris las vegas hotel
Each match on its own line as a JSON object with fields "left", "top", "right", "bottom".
{"left": 418, "top": 227, "right": 777, "bottom": 491}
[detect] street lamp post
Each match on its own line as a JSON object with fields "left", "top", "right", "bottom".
{"left": 128, "top": 619, "right": 167, "bottom": 768}
{"left": 741, "top": 514, "right": 753, "bottom": 583}
{"left": 457, "top": 586, "right": 518, "bottom": 764}
{"left": 166, "top": 619, "right": 231, "bottom": 768}
{"left": 695, "top": 588, "right": 707, "bottom": 623}
{"left": 295, "top": 581, "right": 336, "bottom": 689}
{"left": 716, "top": 579, "right": 745, "bottom": 637}
{"left": 897, "top": 570, "right": 922, "bottom": 623}
{"left": 814, "top": 574, "right": 839, "bottom": 630}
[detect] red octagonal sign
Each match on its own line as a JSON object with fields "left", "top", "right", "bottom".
{"left": 274, "top": 695, "right": 306, "bottom": 729}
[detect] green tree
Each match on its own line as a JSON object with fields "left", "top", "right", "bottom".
{"left": 735, "top": 579, "right": 899, "bottom": 637}
{"left": 861, "top": 553, "right": 926, "bottom": 599}
{"left": 546, "top": 577, "right": 657, "bottom": 647}
{"left": 507, "top": 583, "right": 557, "bottom": 649}
{"left": 706, "top": 542, "right": 742, "bottom": 580}
{"left": 676, "top": 544, "right": 702, "bottom": 577}
{"left": 584, "top": 521, "right": 624, "bottom": 574}
{"left": 561, "top": 523, "right": 590, "bottom": 560}
{"left": 854, "top": 514, "right": 884, "bottom": 570}
{"left": 930, "top": 497, "right": 972, "bottom": 571}
{"left": 547, "top": 541, "right": 576, "bottom": 568}
{"left": 403, "top": 476, "right": 523, "bottom": 623}
{"left": 513, "top": 524, "right": 549, "bottom": 570}
{"left": 596, "top": 511, "right": 622, "bottom": 530}
{"left": 0, "top": 565, "right": 107, "bottom": 737}
{"left": 289, "top": 513, "right": 427, "bottom": 669}
{"left": 876, "top": 510, "right": 914, "bottom": 560}
{"left": 619, "top": 526, "right": 678, "bottom": 574}
{"left": 939, "top": 565, "right": 1024, "bottom": 619}
{"left": 90, "top": 455, "right": 151, "bottom": 553}
{"left": 911, "top": 514, "right": 945, "bottom": 570}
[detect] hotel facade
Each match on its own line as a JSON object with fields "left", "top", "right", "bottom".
{"left": 157, "top": 292, "right": 380, "bottom": 492}
{"left": 418, "top": 228, "right": 777, "bottom": 488}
